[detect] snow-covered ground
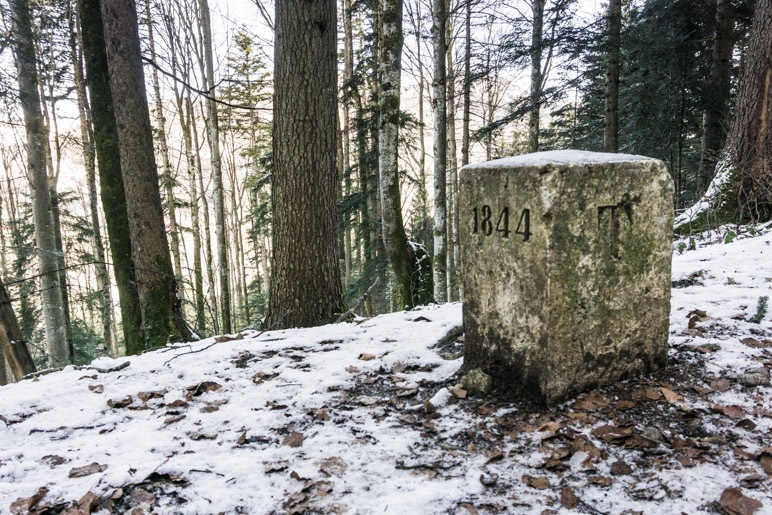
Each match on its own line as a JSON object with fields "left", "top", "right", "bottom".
{"left": 1, "top": 225, "right": 770, "bottom": 514}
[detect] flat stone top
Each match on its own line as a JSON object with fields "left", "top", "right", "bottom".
{"left": 462, "top": 150, "right": 657, "bottom": 170}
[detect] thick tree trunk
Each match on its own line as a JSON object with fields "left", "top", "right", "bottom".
{"left": 699, "top": 0, "right": 736, "bottom": 195}
{"left": 0, "top": 277, "right": 36, "bottom": 380}
{"left": 724, "top": 0, "right": 772, "bottom": 220}
{"left": 604, "top": 0, "right": 622, "bottom": 153}
{"left": 77, "top": 0, "right": 144, "bottom": 354}
{"left": 100, "top": 0, "right": 191, "bottom": 346}
{"left": 432, "top": 0, "right": 448, "bottom": 303}
{"left": 379, "top": 0, "right": 416, "bottom": 310}
{"left": 11, "top": 0, "right": 70, "bottom": 367}
{"left": 69, "top": 7, "right": 115, "bottom": 356}
{"left": 266, "top": 0, "right": 345, "bottom": 328}
{"left": 145, "top": 0, "right": 184, "bottom": 303}
{"left": 528, "top": 0, "right": 545, "bottom": 153}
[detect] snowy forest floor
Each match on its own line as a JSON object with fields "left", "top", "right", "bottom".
{"left": 1, "top": 224, "right": 772, "bottom": 515}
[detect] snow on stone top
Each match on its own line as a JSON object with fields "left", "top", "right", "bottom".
{"left": 463, "top": 149, "right": 656, "bottom": 170}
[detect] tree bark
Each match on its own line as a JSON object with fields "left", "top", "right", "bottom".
{"left": 11, "top": 0, "right": 70, "bottom": 367}
{"left": 69, "top": 5, "right": 116, "bottom": 357}
{"left": 267, "top": 0, "right": 345, "bottom": 328}
{"left": 446, "top": 3, "right": 459, "bottom": 302}
{"left": 432, "top": 0, "right": 448, "bottom": 303}
{"left": 0, "top": 277, "right": 36, "bottom": 381}
{"left": 528, "top": 0, "right": 546, "bottom": 153}
{"left": 100, "top": 0, "right": 191, "bottom": 346}
{"left": 77, "top": 0, "right": 144, "bottom": 354}
{"left": 724, "top": 0, "right": 772, "bottom": 220}
{"left": 461, "top": 0, "right": 471, "bottom": 168}
{"left": 604, "top": 0, "right": 622, "bottom": 153}
{"left": 199, "top": 0, "right": 232, "bottom": 334}
{"left": 699, "top": 0, "right": 736, "bottom": 194}
{"left": 379, "top": 0, "right": 416, "bottom": 310}
{"left": 145, "top": 0, "right": 184, "bottom": 304}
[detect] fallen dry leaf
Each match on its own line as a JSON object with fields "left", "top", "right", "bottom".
{"left": 68, "top": 462, "right": 107, "bottom": 478}
{"left": 137, "top": 390, "right": 168, "bottom": 403}
{"left": 719, "top": 487, "right": 763, "bottom": 515}
{"left": 264, "top": 461, "right": 290, "bottom": 473}
{"left": 536, "top": 421, "right": 564, "bottom": 440}
{"left": 318, "top": 457, "right": 347, "bottom": 477}
{"left": 588, "top": 476, "right": 613, "bottom": 487}
{"left": 448, "top": 386, "right": 467, "bottom": 399}
{"left": 106, "top": 396, "right": 133, "bottom": 409}
{"left": 560, "top": 487, "right": 580, "bottom": 509}
{"left": 253, "top": 371, "right": 279, "bottom": 384}
{"left": 756, "top": 448, "right": 772, "bottom": 475}
{"left": 10, "top": 487, "right": 48, "bottom": 515}
{"left": 185, "top": 381, "right": 221, "bottom": 400}
{"left": 572, "top": 391, "right": 610, "bottom": 411}
{"left": 358, "top": 353, "right": 377, "bottom": 361}
{"left": 661, "top": 387, "right": 685, "bottom": 405}
{"left": 713, "top": 404, "right": 745, "bottom": 419}
{"left": 457, "top": 502, "right": 479, "bottom": 515}
{"left": 522, "top": 474, "right": 550, "bottom": 490}
{"left": 214, "top": 333, "right": 244, "bottom": 343}
{"left": 711, "top": 378, "right": 731, "bottom": 392}
{"left": 41, "top": 455, "right": 66, "bottom": 468}
{"left": 486, "top": 450, "right": 504, "bottom": 463}
{"left": 740, "top": 337, "right": 771, "bottom": 349}
{"left": 282, "top": 432, "right": 304, "bottom": 448}
{"left": 163, "top": 415, "right": 186, "bottom": 425}
{"left": 610, "top": 461, "right": 633, "bottom": 476}
{"left": 88, "top": 384, "right": 104, "bottom": 394}
{"left": 592, "top": 424, "right": 633, "bottom": 443}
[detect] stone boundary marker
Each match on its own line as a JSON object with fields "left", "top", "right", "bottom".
{"left": 459, "top": 150, "right": 674, "bottom": 406}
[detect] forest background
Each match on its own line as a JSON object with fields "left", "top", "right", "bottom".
{"left": 0, "top": 0, "right": 763, "bottom": 380}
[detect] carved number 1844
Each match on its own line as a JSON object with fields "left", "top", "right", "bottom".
{"left": 472, "top": 205, "right": 531, "bottom": 241}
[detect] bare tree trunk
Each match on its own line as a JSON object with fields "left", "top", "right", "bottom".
{"left": 461, "top": 0, "right": 471, "bottom": 168}
{"left": 723, "top": 0, "right": 772, "bottom": 220}
{"left": 528, "top": 0, "right": 545, "bottom": 153}
{"left": 101, "top": 0, "right": 191, "bottom": 346}
{"left": 407, "top": 0, "right": 430, "bottom": 247}
{"left": 342, "top": 0, "right": 354, "bottom": 287}
{"left": 193, "top": 101, "right": 219, "bottom": 333}
{"left": 77, "top": 0, "right": 144, "bottom": 354}
{"left": 145, "top": 0, "right": 184, "bottom": 301}
{"left": 699, "top": 0, "right": 735, "bottom": 195}
{"left": 446, "top": 3, "right": 459, "bottom": 302}
{"left": 604, "top": 0, "right": 622, "bottom": 153}
{"left": 0, "top": 277, "right": 36, "bottom": 381}
{"left": 198, "top": 0, "right": 232, "bottom": 334}
{"left": 379, "top": 0, "right": 416, "bottom": 310}
{"left": 11, "top": 0, "right": 70, "bottom": 367}
{"left": 68, "top": 5, "right": 115, "bottom": 355}
{"left": 267, "top": 0, "right": 346, "bottom": 328}
{"left": 432, "top": 0, "right": 448, "bottom": 303}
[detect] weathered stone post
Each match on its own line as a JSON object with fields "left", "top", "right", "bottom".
{"left": 459, "top": 150, "right": 674, "bottom": 406}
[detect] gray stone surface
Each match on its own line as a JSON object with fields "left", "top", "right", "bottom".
{"left": 459, "top": 150, "right": 674, "bottom": 406}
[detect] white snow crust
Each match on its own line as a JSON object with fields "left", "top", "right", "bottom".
{"left": 0, "top": 225, "right": 770, "bottom": 514}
